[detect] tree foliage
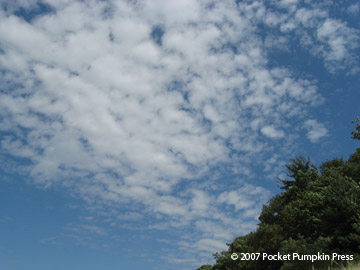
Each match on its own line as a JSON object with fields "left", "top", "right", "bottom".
{"left": 196, "top": 264, "right": 213, "bottom": 270}
{"left": 197, "top": 122, "right": 360, "bottom": 270}
{"left": 351, "top": 117, "right": 360, "bottom": 140}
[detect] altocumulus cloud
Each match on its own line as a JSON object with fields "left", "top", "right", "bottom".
{"left": 0, "top": 0, "right": 358, "bottom": 268}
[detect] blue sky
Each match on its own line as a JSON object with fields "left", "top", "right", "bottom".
{"left": 0, "top": 0, "right": 359, "bottom": 269}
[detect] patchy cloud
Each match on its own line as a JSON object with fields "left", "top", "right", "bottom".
{"left": 315, "top": 18, "right": 359, "bottom": 71}
{"left": 347, "top": 3, "right": 360, "bottom": 16}
{"left": 0, "top": 0, "right": 357, "bottom": 268}
{"left": 261, "top": 125, "right": 285, "bottom": 139}
{"left": 304, "top": 119, "right": 328, "bottom": 143}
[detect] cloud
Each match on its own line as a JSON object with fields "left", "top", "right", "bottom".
{"left": 315, "top": 18, "right": 359, "bottom": 70}
{"left": 261, "top": 125, "right": 285, "bottom": 139}
{"left": 304, "top": 119, "right": 328, "bottom": 143}
{"left": 0, "top": 0, "right": 354, "bottom": 268}
{"left": 218, "top": 184, "right": 270, "bottom": 213}
{"left": 347, "top": 3, "right": 360, "bottom": 16}
{"left": 258, "top": 3, "right": 359, "bottom": 72}
{"left": 194, "top": 238, "right": 227, "bottom": 253}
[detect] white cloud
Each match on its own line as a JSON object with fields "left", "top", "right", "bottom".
{"left": 347, "top": 3, "right": 360, "bottom": 16}
{"left": 259, "top": 4, "right": 359, "bottom": 72}
{"left": 304, "top": 119, "right": 328, "bottom": 143}
{"left": 218, "top": 184, "right": 270, "bottom": 212}
{"left": 316, "top": 19, "right": 359, "bottom": 68}
{"left": 261, "top": 125, "right": 285, "bottom": 139}
{"left": 194, "top": 238, "right": 227, "bottom": 253}
{"left": 0, "top": 0, "right": 352, "bottom": 268}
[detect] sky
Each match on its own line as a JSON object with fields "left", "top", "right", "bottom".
{"left": 0, "top": 0, "right": 359, "bottom": 269}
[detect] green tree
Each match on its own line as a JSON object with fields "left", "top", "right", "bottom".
{"left": 280, "top": 236, "right": 332, "bottom": 270}
{"left": 197, "top": 264, "right": 213, "bottom": 270}
{"left": 351, "top": 117, "right": 360, "bottom": 140}
{"left": 280, "top": 156, "right": 317, "bottom": 191}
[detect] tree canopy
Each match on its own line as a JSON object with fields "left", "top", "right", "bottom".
{"left": 352, "top": 117, "right": 360, "bottom": 141}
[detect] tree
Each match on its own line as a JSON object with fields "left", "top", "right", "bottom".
{"left": 197, "top": 264, "right": 213, "bottom": 270}
{"left": 351, "top": 117, "right": 360, "bottom": 140}
{"left": 279, "top": 156, "right": 317, "bottom": 191}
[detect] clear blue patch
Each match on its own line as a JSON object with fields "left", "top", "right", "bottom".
{"left": 102, "top": 4, "right": 115, "bottom": 20}
{"left": 109, "top": 32, "right": 114, "bottom": 42}
{"left": 13, "top": 2, "right": 54, "bottom": 23}
{"left": 167, "top": 80, "right": 190, "bottom": 102}
{"left": 210, "top": 42, "right": 238, "bottom": 55}
{"left": 150, "top": 25, "right": 165, "bottom": 46}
